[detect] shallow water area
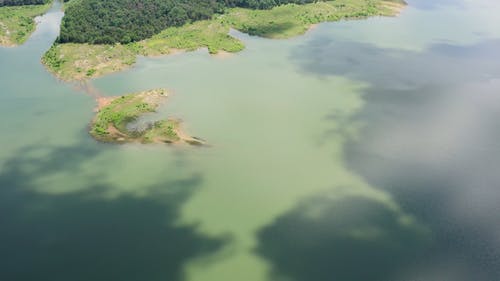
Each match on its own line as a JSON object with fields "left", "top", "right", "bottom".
{"left": 1, "top": 0, "right": 500, "bottom": 280}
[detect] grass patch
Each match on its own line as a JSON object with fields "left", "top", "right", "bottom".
{"left": 143, "top": 120, "right": 181, "bottom": 144}
{"left": 91, "top": 92, "right": 156, "bottom": 139}
{"left": 224, "top": 0, "right": 394, "bottom": 39}
{"left": 0, "top": 1, "right": 52, "bottom": 46}
{"left": 42, "top": 43, "right": 136, "bottom": 81}
{"left": 42, "top": 0, "right": 404, "bottom": 81}
{"left": 137, "top": 19, "right": 245, "bottom": 56}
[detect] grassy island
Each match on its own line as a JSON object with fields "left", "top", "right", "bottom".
{"left": 0, "top": 1, "right": 52, "bottom": 46}
{"left": 91, "top": 89, "right": 204, "bottom": 146}
{"left": 43, "top": 0, "right": 406, "bottom": 81}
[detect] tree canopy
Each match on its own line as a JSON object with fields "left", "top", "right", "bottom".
{"left": 0, "top": 0, "right": 49, "bottom": 6}
{"left": 58, "top": 0, "right": 319, "bottom": 44}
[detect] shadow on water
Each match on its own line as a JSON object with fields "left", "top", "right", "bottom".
{"left": 254, "top": 38, "right": 500, "bottom": 280}
{"left": 0, "top": 141, "right": 227, "bottom": 281}
{"left": 256, "top": 194, "right": 431, "bottom": 281}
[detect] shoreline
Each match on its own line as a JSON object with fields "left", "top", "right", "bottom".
{"left": 91, "top": 89, "right": 205, "bottom": 146}
{"left": 380, "top": 1, "right": 407, "bottom": 16}
{"left": 41, "top": 0, "right": 407, "bottom": 82}
{"left": 211, "top": 50, "right": 235, "bottom": 59}
{"left": 306, "top": 24, "right": 320, "bottom": 33}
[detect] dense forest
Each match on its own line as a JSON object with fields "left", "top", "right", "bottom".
{"left": 58, "top": 0, "right": 319, "bottom": 44}
{"left": 223, "top": 0, "right": 319, "bottom": 9}
{"left": 0, "top": 0, "right": 49, "bottom": 6}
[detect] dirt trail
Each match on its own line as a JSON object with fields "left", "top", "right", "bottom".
{"left": 0, "top": 21, "right": 10, "bottom": 36}
{"left": 0, "top": 21, "right": 13, "bottom": 46}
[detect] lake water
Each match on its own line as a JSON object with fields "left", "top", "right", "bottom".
{"left": 1, "top": 0, "right": 499, "bottom": 280}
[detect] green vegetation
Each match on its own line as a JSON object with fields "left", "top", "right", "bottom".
{"left": 43, "top": 0, "right": 405, "bottom": 81}
{"left": 0, "top": 1, "right": 51, "bottom": 46}
{"left": 137, "top": 19, "right": 245, "bottom": 55}
{"left": 224, "top": 0, "right": 402, "bottom": 39}
{"left": 91, "top": 89, "right": 204, "bottom": 145}
{"left": 142, "top": 120, "right": 181, "bottom": 144}
{"left": 58, "top": 0, "right": 320, "bottom": 44}
{"left": 0, "top": 0, "right": 49, "bottom": 6}
{"left": 42, "top": 43, "right": 136, "bottom": 81}
{"left": 59, "top": 0, "right": 222, "bottom": 44}
{"left": 92, "top": 92, "right": 156, "bottom": 138}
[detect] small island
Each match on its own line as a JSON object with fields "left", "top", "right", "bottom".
{"left": 91, "top": 89, "right": 204, "bottom": 146}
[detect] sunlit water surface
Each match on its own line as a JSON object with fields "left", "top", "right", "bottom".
{"left": 1, "top": 0, "right": 499, "bottom": 280}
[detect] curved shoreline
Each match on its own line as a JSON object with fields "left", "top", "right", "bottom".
{"left": 381, "top": 1, "right": 407, "bottom": 16}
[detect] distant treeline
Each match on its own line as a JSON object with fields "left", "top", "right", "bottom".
{"left": 58, "top": 0, "right": 318, "bottom": 44}
{"left": 223, "top": 0, "right": 319, "bottom": 9}
{"left": 0, "top": 0, "right": 49, "bottom": 6}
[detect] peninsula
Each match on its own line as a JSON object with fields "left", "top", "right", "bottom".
{"left": 42, "top": 0, "right": 406, "bottom": 81}
{"left": 91, "top": 89, "right": 204, "bottom": 146}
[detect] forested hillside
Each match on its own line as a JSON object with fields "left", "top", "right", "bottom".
{"left": 58, "top": 0, "right": 318, "bottom": 44}
{"left": 0, "top": 0, "right": 49, "bottom": 6}
{"left": 223, "top": 0, "right": 319, "bottom": 9}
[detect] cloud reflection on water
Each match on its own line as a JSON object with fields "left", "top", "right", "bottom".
{"left": 280, "top": 32, "right": 500, "bottom": 280}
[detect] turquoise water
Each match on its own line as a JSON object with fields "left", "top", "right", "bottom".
{"left": 1, "top": 1, "right": 500, "bottom": 280}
